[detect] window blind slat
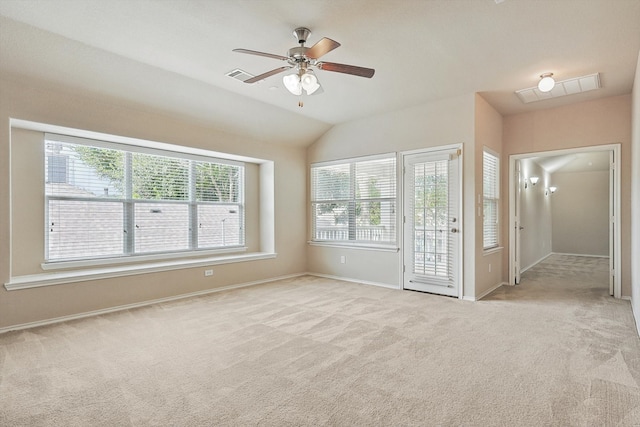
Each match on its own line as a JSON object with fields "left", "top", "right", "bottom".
{"left": 483, "top": 150, "right": 500, "bottom": 249}
{"left": 45, "top": 139, "right": 245, "bottom": 261}
{"left": 311, "top": 155, "right": 396, "bottom": 244}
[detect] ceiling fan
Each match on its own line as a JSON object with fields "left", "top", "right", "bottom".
{"left": 233, "top": 27, "right": 375, "bottom": 96}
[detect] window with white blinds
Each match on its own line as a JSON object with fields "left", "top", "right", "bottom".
{"left": 311, "top": 154, "right": 396, "bottom": 244}
{"left": 45, "top": 135, "right": 244, "bottom": 262}
{"left": 483, "top": 149, "right": 500, "bottom": 249}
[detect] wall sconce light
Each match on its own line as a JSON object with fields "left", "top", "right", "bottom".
{"left": 549, "top": 186, "right": 557, "bottom": 193}
{"left": 529, "top": 176, "right": 539, "bottom": 186}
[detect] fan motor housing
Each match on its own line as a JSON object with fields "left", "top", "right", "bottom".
{"left": 288, "top": 46, "right": 309, "bottom": 60}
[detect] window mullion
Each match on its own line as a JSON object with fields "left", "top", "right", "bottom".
{"left": 44, "top": 136, "right": 246, "bottom": 262}
{"left": 124, "top": 152, "right": 134, "bottom": 255}
{"left": 189, "top": 160, "right": 198, "bottom": 249}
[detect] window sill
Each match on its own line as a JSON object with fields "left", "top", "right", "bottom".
{"left": 5, "top": 252, "right": 277, "bottom": 291}
{"left": 41, "top": 247, "right": 248, "bottom": 271}
{"left": 307, "top": 241, "right": 399, "bottom": 252}
{"left": 483, "top": 246, "right": 504, "bottom": 256}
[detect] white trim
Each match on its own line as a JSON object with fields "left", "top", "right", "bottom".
{"left": 0, "top": 273, "right": 305, "bottom": 334}
{"left": 45, "top": 133, "right": 245, "bottom": 167}
{"left": 306, "top": 272, "right": 400, "bottom": 290}
{"left": 307, "top": 241, "right": 399, "bottom": 252}
{"left": 12, "top": 118, "right": 267, "bottom": 164}
{"left": 42, "top": 246, "right": 248, "bottom": 271}
{"left": 508, "top": 143, "right": 621, "bottom": 298}
{"left": 550, "top": 252, "right": 610, "bottom": 258}
{"left": 5, "top": 252, "right": 277, "bottom": 291}
{"left": 310, "top": 152, "right": 396, "bottom": 168}
{"left": 463, "top": 281, "right": 507, "bottom": 301}
{"left": 400, "top": 143, "right": 463, "bottom": 157}
{"left": 521, "top": 252, "right": 553, "bottom": 273}
{"left": 483, "top": 246, "right": 504, "bottom": 256}
{"left": 629, "top": 298, "right": 640, "bottom": 339}
{"left": 482, "top": 147, "right": 501, "bottom": 250}
{"left": 399, "top": 144, "right": 464, "bottom": 299}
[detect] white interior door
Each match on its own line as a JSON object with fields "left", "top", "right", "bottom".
{"left": 403, "top": 149, "right": 461, "bottom": 297}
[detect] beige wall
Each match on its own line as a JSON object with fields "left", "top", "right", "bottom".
{"left": 631, "top": 50, "right": 640, "bottom": 334}
{"left": 2, "top": 66, "right": 637, "bottom": 330}
{"left": 10, "top": 129, "right": 262, "bottom": 276}
{"left": 502, "top": 95, "right": 632, "bottom": 296}
{"left": 519, "top": 159, "right": 552, "bottom": 270}
{"left": 307, "top": 94, "right": 478, "bottom": 296}
{"left": 551, "top": 170, "right": 609, "bottom": 256}
{"left": 474, "top": 95, "right": 504, "bottom": 298}
{"left": 0, "top": 73, "right": 308, "bottom": 329}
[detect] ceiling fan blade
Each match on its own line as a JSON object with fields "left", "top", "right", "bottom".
{"left": 233, "top": 48, "right": 290, "bottom": 61}
{"left": 305, "top": 37, "right": 341, "bottom": 59}
{"left": 317, "top": 62, "right": 375, "bottom": 78}
{"left": 244, "top": 66, "right": 292, "bottom": 84}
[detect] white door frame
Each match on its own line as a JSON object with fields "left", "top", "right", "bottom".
{"left": 508, "top": 143, "right": 621, "bottom": 298}
{"left": 514, "top": 159, "right": 523, "bottom": 284}
{"left": 399, "top": 144, "right": 464, "bottom": 299}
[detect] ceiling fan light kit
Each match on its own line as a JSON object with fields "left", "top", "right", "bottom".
{"left": 233, "top": 27, "right": 375, "bottom": 99}
{"left": 283, "top": 66, "right": 321, "bottom": 96}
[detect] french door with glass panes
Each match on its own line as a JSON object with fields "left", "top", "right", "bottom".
{"left": 403, "top": 148, "right": 461, "bottom": 297}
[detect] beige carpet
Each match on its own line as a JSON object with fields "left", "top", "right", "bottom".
{"left": 1, "top": 254, "right": 639, "bottom": 426}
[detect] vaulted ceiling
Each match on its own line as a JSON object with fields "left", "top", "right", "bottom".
{"left": 1, "top": 0, "right": 639, "bottom": 147}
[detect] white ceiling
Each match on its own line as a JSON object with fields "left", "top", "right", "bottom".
{"left": 1, "top": 0, "right": 639, "bottom": 147}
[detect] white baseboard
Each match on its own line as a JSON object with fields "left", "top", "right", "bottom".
{"left": 551, "top": 252, "right": 609, "bottom": 258}
{"left": 462, "top": 282, "right": 507, "bottom": 301}
{"left": 306, "top": 272, "right": 400, "bottom": 290}
{"left": 0, "top": 273, "right": 306, "bottom": 335}
{"left": 521, "top": 253, "right": 553, "bottom": 274}
{"left": 521, "top": 252, "right": 610, "bottom": 275}
{"left": 631, "top": 298, "right": 640, "bottom": 339}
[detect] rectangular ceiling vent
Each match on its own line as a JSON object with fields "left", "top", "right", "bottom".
{"left": 225, "top": 69, "right": 254, "bottom": 82}
{"left": 515, "top": 73, "right": 601, "bottom": 104}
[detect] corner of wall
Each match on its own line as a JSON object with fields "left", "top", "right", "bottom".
{"left": 631, "top": 49, "right": 640, "bottom": 336}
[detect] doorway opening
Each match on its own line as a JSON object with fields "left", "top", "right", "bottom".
{"left": 508, "top": 144, "right": 621, "bottom": 298}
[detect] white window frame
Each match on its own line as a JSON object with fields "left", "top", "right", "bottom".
{"left": 44, "top": 133, "right": 245, "bottom": 265}
{"left": 483, "top": 148, "right": 500, "bottom": 250}
{"left": 310, "top": 153, "right": 397, "bottom": 250}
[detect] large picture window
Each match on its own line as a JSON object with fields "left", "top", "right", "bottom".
{"left": 45, "top": 134, "right": 244, "bottom": 262}
{"left": 483, "top": 149, "right": 500, "bottom": 249}
{"left": 311, "top": 154, "right": 396, "bottom": 245}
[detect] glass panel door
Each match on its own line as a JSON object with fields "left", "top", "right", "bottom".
{"left": 403, "top": 149, "right": 460, "bottom": 297}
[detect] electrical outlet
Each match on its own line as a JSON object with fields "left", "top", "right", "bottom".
{"left": 488, "top": 263, "right": 492, "bottom": 273}
{"left": 204, "top": 269, "right": 213, "bottom": 277}
{"left": 340, "top": 256, "right": 346, "bottom": 264}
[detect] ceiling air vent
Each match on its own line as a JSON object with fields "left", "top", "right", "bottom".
{"left": 225, "top": 69, "right": 255, "bottom": 82}
{"left": 515, "top": 73, "right": 601, "bottom": 104}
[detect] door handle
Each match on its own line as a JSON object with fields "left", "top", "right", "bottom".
{"left": 519, "top": 226, "right": 524, "bottom": 230}
{"left": 451, "top": 228, "right": 458, "bottom": 233}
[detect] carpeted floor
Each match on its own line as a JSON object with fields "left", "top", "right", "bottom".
{"left": 1, "top": 254, "right": 639, "bottom": 426}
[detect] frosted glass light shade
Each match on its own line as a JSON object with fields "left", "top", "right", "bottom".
{"left": 301, "top": 71, "right": 320, "bottom": 95}
{"left": 538, "top": 73, "right": 555, "bottom": 92}
{"left": 283, "top": 73, "right": 302, "bottom": 95}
